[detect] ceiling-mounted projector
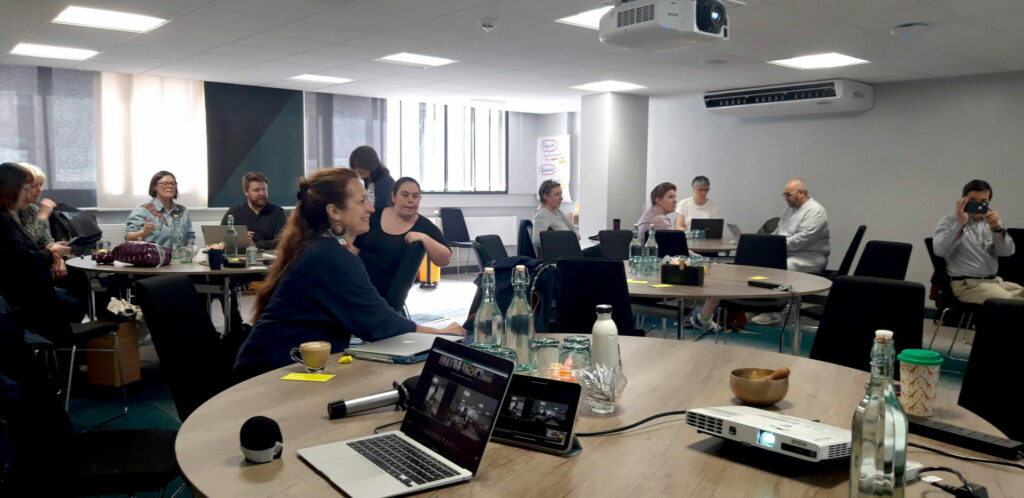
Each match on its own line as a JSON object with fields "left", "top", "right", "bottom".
{"left": 599, "top": 0, "right": 728, "bottom": 51}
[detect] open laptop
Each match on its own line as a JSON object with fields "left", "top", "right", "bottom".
{"left": 727, "top": 223, "right": 743, "bottom": 243}
{"left": 345, "top": 332, "right": 463, "bottom": 363}
{"left": 690, "top": 218, "right": 724, "bottom": 239}
{"left": 299, "top": 338, "right": 514, "bottom": 498}
{"left": 201, "top": 224, "right": 253, "bottom": 250}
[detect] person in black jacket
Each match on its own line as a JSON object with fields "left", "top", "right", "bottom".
{"left": 220, "top": 171, "right": 287, "bottom": 251}
{"left": 349, "top": 145, "right": 395, "bottom": 211}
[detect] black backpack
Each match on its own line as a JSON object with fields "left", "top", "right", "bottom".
{"left": 49, "top": 203, "right": 102, "bottom": 255}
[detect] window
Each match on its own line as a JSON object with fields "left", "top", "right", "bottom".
{"left": 304, "top": 93, "right": 386, "bottom": 175}
{"left": 386, "top": 100, "right": 507, "bottom": 193}
{"left": 0, "top": 64, "right": 97, "bottom": 206}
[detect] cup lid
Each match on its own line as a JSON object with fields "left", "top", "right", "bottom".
{"left": 897, "top": 348, "right": 943, "bottom": 366}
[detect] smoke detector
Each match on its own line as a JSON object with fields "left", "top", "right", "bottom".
{"left": 890, "top": 23, "right": 928, "bottom": 39}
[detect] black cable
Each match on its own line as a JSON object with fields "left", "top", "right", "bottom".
{"left": 372, "top": 420, "right": 402, "bottom": 434}
{"left": 917, "top": 466, "right": 968, "bottom": 486}
{"left": 577, "top": 410, "right": 687, "bottom": 437}
{"left": 909, "top": 442, "right": 1024, "bottom": 471}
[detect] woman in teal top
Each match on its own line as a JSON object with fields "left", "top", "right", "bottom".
{"left": 125, "top": 170, "right": 195, "bottom": 247}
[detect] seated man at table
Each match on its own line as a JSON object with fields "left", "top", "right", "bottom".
{"left": 221, "top": 172, "right": 287, "bottom": 251}
{"left": 933, "top": 179, "right": 1022, "bottom": 304}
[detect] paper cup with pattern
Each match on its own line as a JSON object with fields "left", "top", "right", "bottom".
{"left": 897, "top": 349, "right": 943, "bottom": 416}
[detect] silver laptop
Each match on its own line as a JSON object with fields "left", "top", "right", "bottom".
{"left": 345, "top": 332, "right": 463, "bottom": 363}
{"left": 727, "top": 223, "right": 743, "bottom": 243}
{"left": 299, "top": 338, "right": 515, "bottom": 498}
{"left": 200, "top": 224, "right": 253, "bottom": 249}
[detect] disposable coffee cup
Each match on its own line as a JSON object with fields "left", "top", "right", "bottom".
{"left": 897, "top": 349, "right": 943, "bottom": 416}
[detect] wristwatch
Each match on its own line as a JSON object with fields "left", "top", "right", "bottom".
{"left": 992, "top": 224, "right": 1006, "bottom": 233}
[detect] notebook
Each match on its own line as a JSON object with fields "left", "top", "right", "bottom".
{"left": 299, "top": 338, "right": 514, "bottom": 498}
{"left": 690, "top": 218, "right": 724, "bottom": 239}
{"left": 345, "top": 332, "right": 464, "bottom": 364}
{"left": 200, "top": 224, "right": 253, "bottom": 250}
{"left": 727, "top": 223, "right": 743, "bottom": 243}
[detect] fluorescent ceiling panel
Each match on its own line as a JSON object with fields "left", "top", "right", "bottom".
{"left": 555, "top": 6, "right": 614, "bottom": 30}
{"left": 53, "top": 6, "right": 167, "bottom": 33}
{"left": 768, "top": 52, "right": 869, "bottom": 70}
{"left": 570, "top": 80, "right": 645, "bottom": 92}
{"left": 290, "top": 74, "right": 354, "bottom": 84}
{"left": 376, "top": 52, "right": 457, "bottom": 68}
{"left": 10, "top": 43, "right": 98, "bottom": 60}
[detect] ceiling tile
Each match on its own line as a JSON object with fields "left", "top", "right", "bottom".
{"left": 395, "top": 21, "right": 488, "bottom": 44}
{"left": 207, "top": 43, "right": 295, "bottom": 61}
{"left": 921, "top": 0, "right": 1024, "bottom": 18}
{"left": 25, "top": 23, "right": 137, "bottom": 52}
{"left": 764, "top": 0, "right": 919, "bottom": 20}
{"left": 350, "top": 0, "right": 473, "bottom": 20}
{"left": 175, "top": 6, "right": 288, "bottom": 32}
{"left": 0, "top": 0, "right": 70, "bottom": 24}
{"left": 2, "top": 54, "right": 85, "bottom": 70}
{"left": 132, "top": 22, "right": 250, "bottom": 53}
{"left": 236, "top": 34, "right": 329, "bottom": 52}
{"left": 74, "top": 60, "right": 152, "bottom": 74}
{"left": 344, "top": 34, "right": 441, "bottom": 53}
{"left": 980, "top": 11, "right": 1024, "bottom": 38}
{"left": 303, "top": 5, "right": 418, "bottom": 31}
{"left": 209, "top": 0, "right": 335, "bottom": 21}
{"left": 917, "top": 19, "right": 1024, "bottom": 69}
{"left": 267, "top": 21, "right": 372, "bottom": 44}
{"left": 834, "top": 4, "right": 957, "bottom": 32}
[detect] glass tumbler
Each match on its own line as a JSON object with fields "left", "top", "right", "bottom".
{"left": 530, "top": 337, "right": 561, "bottom": 373}
{"left": 559, "top": 342, "right": 591, "bottom": 370}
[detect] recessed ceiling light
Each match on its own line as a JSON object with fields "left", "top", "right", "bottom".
{"left": 289, "top": 74, "right": 354, "bottom": 84}
{"left": 555, "top": 6, "right": 614, "bottom": 30}
{"left": 53, "top": 6, "right": 167, "bottom": 33}
{"left": 376, "top": 52, "right": 456, "bottom": 68}
{"left": 768, "top": 52, "right": 869, "bottom": 70}
{"left": 10, "top": 43, "right": 98, "bottom": 60}
{"left": 570, "top": 80, "right": 646, "bottom": 92}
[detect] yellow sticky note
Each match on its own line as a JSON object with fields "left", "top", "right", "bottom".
{"left": 338, "top": 355, "right": 353, "bottom": 364}
{"left": 626, "top": 279, "right": 649, "bottom": 284}
{"left": 650, "top": 284, "right": 674, "bottom": 288}
{"left": 749, "top": 276, "right": 769, "bottom": 280}
{"left": 281, "top": 372, "right": 335, "bottom": 382}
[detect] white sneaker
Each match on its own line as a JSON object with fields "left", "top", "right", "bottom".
{"left": 690, "top": 313, "right": 721, "bottom": 333}
{"left": 750, "top": 312, "right": 781, "bottom": 325}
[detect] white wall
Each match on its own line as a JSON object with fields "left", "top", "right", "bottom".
{"left": 647, "top": 71, "right": 1024, "bottom": 289}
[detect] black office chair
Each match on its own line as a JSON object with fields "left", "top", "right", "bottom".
{"left": 386, "top": 242, "right": 426, "bottom": 316}
{"left": 756, "top": 217, "right": 780, "bottom": 235}
{"left": 654, "top": 230, "right": 688, "bottom": 257}
{"left": 809, "top": 276, "right": 924, "bottom": 378}
{"left": 439, "top": 207, "right": 475, "bottom": 275}
{"left": 721, "top": 235, "right": 790, "bottom": 343}
{"left": 554, "top": 257, "right": 643, "bottom": 336}
{"left": 924, "top": 237, "right": 983, "bottom": 360}
{"left": 959, "top": 299, "right": 1024, "bottom": 442}
{"left": 0, "top": 305, "right": 179, "bottom": 497}
{"left": 134, "top": 275, "right": 246, "bottom": 422}
{"left": 997, "top": 228, "right": 1024, "bottom": 285}
{"left": 598, "top": 229, "right": 633, "bottom": 259}
{"left": 853, "top": 240, "right": 913, "bottom": 280}
{"left": 517, "top": 219, "right": 536, "bottom": 258}
{"left": 473, "top": 235, "right": 508, "bottom": 269}
{"left": 822, "top": 225, "right": 866, "bottom": 280}
{"left": 540, "top": 230, "right": 582, "bottom": 263}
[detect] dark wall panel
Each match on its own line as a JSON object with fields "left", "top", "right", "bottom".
{"left": 205, "top": 82, "right": 304, "bottom": 208}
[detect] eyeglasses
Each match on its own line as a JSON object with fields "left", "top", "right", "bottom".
{"left": 157, "top": 181, "right": 178, "bottom": 187}
{"left": 782, "top": 191, "right": 800, "bottom": 198}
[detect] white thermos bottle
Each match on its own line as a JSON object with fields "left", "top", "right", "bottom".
{"left": 591, "top": 304, "right": 620, "bottom": 371}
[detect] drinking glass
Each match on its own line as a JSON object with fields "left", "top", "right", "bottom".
{"left": 560, "top": 342, "right": 591, "bottom": 369}
{"left": 529, "top": 337, "right": 561, "bottom": 373}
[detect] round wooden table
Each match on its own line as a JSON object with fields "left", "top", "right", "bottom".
{"left": 627, "top": 262, "right": 831, "bottom": 353}
{"left": 175, "top": 337, "right": 1018, "bottom": 497}
{"left": 687, "top": 237, "right": 738, "bottom": 252}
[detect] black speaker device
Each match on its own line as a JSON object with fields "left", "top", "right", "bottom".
{"left": 240, "top": 415, "right": 283, "bottom": 463}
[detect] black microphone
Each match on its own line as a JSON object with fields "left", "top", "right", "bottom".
{"left": 240, "top": 415, "right": 283, "bottom": 463}
{"left": 327, "top": 375, "right": 419, "bottom": 419}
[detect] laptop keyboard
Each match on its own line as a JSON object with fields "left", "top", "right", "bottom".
{"left": 347, "top": 434, "right": 460, "bottom": 487}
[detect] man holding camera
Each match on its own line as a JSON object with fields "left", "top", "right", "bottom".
{"left": 932, "top": 179, "right": 1022, "bottom": 304}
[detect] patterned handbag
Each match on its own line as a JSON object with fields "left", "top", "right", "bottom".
{"left": 111, "top": 241, "right": 171, "bottom": 267}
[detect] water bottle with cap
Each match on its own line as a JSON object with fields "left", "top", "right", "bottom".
{"left": 473, "top": 267, "right": 504, "bottom": 349}
{"left": 850, "top": 329, "right": 908, "bottom": 497}
{"left": 504, "top": 265, "right": 534, "bottom": 372}
{"left": 590, "top": 304, "right": 620, "bottom": 371}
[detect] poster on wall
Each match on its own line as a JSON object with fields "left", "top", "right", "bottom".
{"left": 536, "top": 134, "right": 571, "bottom": 203}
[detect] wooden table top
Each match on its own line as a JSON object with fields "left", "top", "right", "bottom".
{"left": 175, "top": 336, "right": 1019, "bottom": 497}
{"left": 67, "top": 256, "right": 270, "bottom": 276}
{"left": 687, "top": 237, "right": 738, "bottom": 252}
{"left": 626, "top": 262, "right": 832, "bottom": 300}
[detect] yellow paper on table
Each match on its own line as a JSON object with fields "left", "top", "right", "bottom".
{"left": 626, "top": 279, "right": 649, "bottom": 284}
{"left": 650, "top": 284, "right": 674, "bottom": 288}
{"left": 749, "top": 276, "right": 769, "bottom": 280}
{"left": 281, "top": 372, "right": 335, "bottom": 382}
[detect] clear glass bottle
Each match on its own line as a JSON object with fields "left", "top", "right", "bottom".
{"left": 473, "top": 267, "right": 504, "bottom": 349}
{"left": 170, "top": 214, "right": 183, "bottom": 261}
{"left": 850, "top": 330, "right": 908, "bottom": 498}
{"left": 643, "top": 226, "right": 659, "bottom": 275}
{"left": 504, "top": 265, "right": 535, "bottom": 373}
{"left": 628, "top": 224, "right": 643, "bottom": 276}
{"left": 224, "top": 214, "right": 239, "bottom": 258}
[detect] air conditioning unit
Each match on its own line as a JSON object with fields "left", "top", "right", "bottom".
{"left": 704, "top": 79, "right": 874, "bottom": 117}
{"left": 599, "top": 0, "right": 728, "bottom": 51}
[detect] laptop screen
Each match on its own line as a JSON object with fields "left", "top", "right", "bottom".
{"left": 402, "top": 339, "right": 513, "bottom": 474}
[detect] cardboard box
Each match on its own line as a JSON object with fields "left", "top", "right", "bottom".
{"left": 86, "top": 320, "right": 141, "bottom": 387}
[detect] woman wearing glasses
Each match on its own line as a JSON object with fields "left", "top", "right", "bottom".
{"left": 126, "top": 171, "right": 195, "bottom": 246}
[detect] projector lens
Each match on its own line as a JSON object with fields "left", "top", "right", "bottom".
{"left": 757, "top": 430, "right": 776, "bottom": 447}
{"left": 711, "top": 10, "right": 720, "bottom": 21}
{"left": 696, "top": 0, "right": 727, "bottom": 34}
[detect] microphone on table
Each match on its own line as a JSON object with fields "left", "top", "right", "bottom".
{"left": 240, "top": 415, "right": 283, "bottom": 464}
{"left": 327, "top": 375, "right": 420, "bottom": 419}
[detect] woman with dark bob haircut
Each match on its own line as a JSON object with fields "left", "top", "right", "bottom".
{"left": 234, "top": 168, "right": 462, "bottom": 379}
{"left": 349, "top": 145, "right": 395, "bottom": 211}
{"left": 125, "top": 170, "right": 195, "bottom": 246}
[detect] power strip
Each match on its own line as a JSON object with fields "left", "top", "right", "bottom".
{"left": 908, "top": 415, "right": 1023, "bottom": 459}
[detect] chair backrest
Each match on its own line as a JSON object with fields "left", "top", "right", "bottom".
{"left": 810, "top": 276, "right": 924, "bottom": 377}
{"left": 133, "top": 275, "right": 230, "bottom": 422}
{"left": 756, "top": 217, "right": 780, "bottom": 235}
{"left": 734, "top": 234, "right": 787, "bottom": 269}
{"left": 0, "top": 249, "right": 72, "bottom": 345}
{"left": 540, "top": 230, "right": 582, "bottom": 263}
{"left": 598, "top": 230, "right": 633, "bottom": 259}
{"left": 385, "top": 242, "right": 425, "bottom": 315}
{"left": 853, "top": 240, "right": 912, "bottom": 280}
{"left": 473, "top": 235, "right": 508, "bottom": 268}
{"left": 923, "top": 237, "right": 955, "bottom": 304}
{"left": 997, "top": 228, "right": 1024, "bottom": 285}
{"left": 959, "top": 298, "right": 1024, "bottom": 441}
{"left": 554, "top": 257, "right": 637, "bottom": 336}
{"left": 516, "top": 219, "right": 536, "bottom": 258}
{"left": 835, "top": 225, "right": 867, "bottom": 276}
{"left": 653, "top": 230, "right": 688, "bottom": 257}
{"left": 439, "top": 207, "right": 471, "bottom": 244}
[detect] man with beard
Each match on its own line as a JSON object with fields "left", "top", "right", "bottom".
{"left": 221, "top": 172, "right": 287, "bottom": 251}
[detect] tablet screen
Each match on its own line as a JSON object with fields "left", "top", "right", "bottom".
{"left": 492, "top": 375, "right": 581, "bottom": 454}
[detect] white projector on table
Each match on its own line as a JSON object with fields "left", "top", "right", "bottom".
{"left": 685, "top": 406, "right": 851, "bottom": 462}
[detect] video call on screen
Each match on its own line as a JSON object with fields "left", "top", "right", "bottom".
{"left": 498, "top": 395, "right": 572, "bottom": 444}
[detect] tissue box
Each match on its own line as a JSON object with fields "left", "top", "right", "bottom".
{"left": 661, "top": 264, "right": 704, "bottom": 286}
